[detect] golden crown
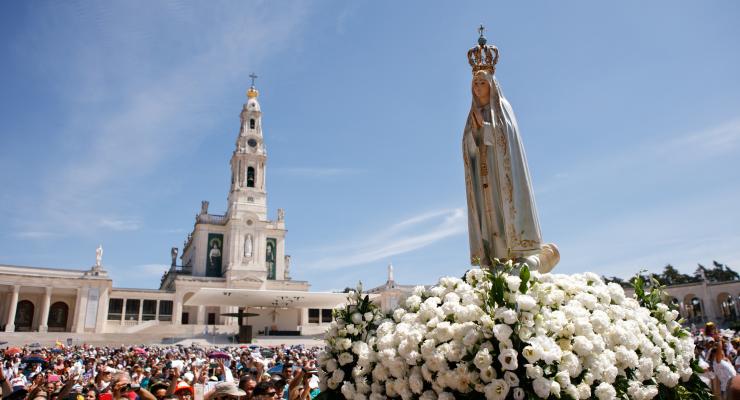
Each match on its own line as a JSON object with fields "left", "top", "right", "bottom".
{"left": 468, "top": 25, "right": 499, "bottom": 74}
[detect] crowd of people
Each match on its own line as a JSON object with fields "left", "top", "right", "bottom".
{"left": 0, "top": 343, "right": 322, "bottom": 400}
{"left": 5, "top": 323, "right": 740, "bottom": 400}
{"left": 694, "top": 322, "right": 740, "bottom": 399}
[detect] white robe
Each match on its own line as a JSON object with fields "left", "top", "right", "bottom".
{"left": 463, "top": 76, "right": 542, "bottom": 265}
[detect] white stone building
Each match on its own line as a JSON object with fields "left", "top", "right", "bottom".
{"left": 0, "top": 83, "right": 347, "bottom": 342}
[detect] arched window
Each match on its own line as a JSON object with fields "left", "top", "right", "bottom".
{"left": 48, "top": 302, "right": 69, "bottom": 331}
{"left": 14, "top": 300, "right": 34, "bottom": 331}
{"left": 249, "top": 119, "right": 255, "bottom": 129}
{"left": 247, "top": 167, "right": 255, "bottom": 188}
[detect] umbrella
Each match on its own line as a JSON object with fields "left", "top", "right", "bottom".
{"left": 207, "top": 351, "right": 230, "bottom": 360}
{"left": 4, "top": 347, "right": 22, "bottom": 356}
{"left": 22, "top": 356, "right": 47, "bottom": 364}
{"left": 267, "top": 364, "right": 284, "bottom": 374}
{"left": 50, "top": 348, "right": 63, "bottom": 354}
{"left": 29, "top": 343, "right": 41, "bottom": 348}
{"left": 0, "top": 341, "right": 7, "bottom": 345}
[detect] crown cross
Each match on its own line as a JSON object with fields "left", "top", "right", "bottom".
{"left": 249, "top": 72, "right": 258, "bottom": 87}
{"left": 468, "top": 24, "right": 499, "bottom": 74}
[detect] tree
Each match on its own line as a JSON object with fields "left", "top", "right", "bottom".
{"left": 659, "top": 264, "right": 699, "bottom": 285}
{"left": 695, "top": 262, "right": 740, "bottom": 282}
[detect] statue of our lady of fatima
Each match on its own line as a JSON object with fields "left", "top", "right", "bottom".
{"left": 462, "top": 26, "right": 559, "bottom": 272}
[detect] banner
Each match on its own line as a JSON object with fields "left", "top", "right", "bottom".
{"left": 206, "top": 233, "right": 224, "bottom": 277}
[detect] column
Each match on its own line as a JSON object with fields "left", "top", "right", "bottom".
{"left": 196, "top": 305, "right": 205, "bottom": 325}
{"left": 74, "top": 287, "right": 89, "bottom": 333}
{"left": 155, "top": 300, "right": 160, "bottom": 321}
{"left": 70, "top": 288, "right": 82, "bottom": 332}
{"left": 173, "top": 296, "right": 183, "bottom": 326}
{"left": 138, "top": 299, "right": 144, "bottom": 323}
{"left": 298, "top": 307, "right": 308, "bottom": 335}
{"left": 121, "top": 299, "right": 127, "bottom": 323}
{"left": 4, "top": 285, "right": 21, "bottom": 332}
{"left": 38, "top": 287, "right": 52, "bottom": 332}
{"left": 95, "top": 287, "right": 109, "bottom": 333}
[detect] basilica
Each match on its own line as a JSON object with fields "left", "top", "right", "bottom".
{"left": 0, "top": 82, "right": 368, "bottom": 343}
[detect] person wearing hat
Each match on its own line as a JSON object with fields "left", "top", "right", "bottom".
{"left": 149, "top": 381, "right": 169, "bottom": 400}
{"left": 173, "top": 381, "right": 193, "bottom": 400}
{"left": 204, "top": 382, "right": 245, "bottom": 400}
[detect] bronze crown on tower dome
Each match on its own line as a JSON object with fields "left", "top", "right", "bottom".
{"left": 467, "top": 25, "right": 499, "bottom": 74}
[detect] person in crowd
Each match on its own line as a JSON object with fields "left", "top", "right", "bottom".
{"left": 0, "top": 343, "right": 322, "bottom": 400}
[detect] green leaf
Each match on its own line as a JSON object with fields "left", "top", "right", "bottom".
{"left": 519, "top": 264, "right": 530, "bottom": 294}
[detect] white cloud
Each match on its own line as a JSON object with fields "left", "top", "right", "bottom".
{"left": 99, "top": 218, "right": 141, "bottom": 231}
{"left": 13, "top": 3, "right": 310, "bottom": 236}
{"left": 14, "top": 231, "right": 58, "bottom": 239}
{"left": 302, "top": 208, "right": 466, "bottom": 271}
{"left": 663, "top": 119, "right": 740, "bottom": 156}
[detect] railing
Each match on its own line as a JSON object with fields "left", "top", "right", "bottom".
{"left": 172, "top": 266, "right": 192, "bottom": 275}
{"left": 197, "top": 213, "right": 227, "bottom": 225}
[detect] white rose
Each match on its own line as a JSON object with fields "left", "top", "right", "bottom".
{"left": 496, "top": 308, "right": 518, "bottom": 325}
{"left": 532, "top": 377, "right": 551, "bottom": 399}
{"left": 338, "top": 352, "right": 354, "bottom": 366}
{"left": 479, "top": 367, "right": 496, "bottom": 382}
{"left": 516, "top": 294, "right": 537, "bottom": 311}
{"left": 484, "top": 379, "right": 509, "bottom": 400}
{"left": 505, "top": 275, "right": 521, "bottom": 292}
{"left": 512, "top": 388, "right": 525, "bottom": 400}
{"left": 522, "top": 345, "right": 541, "bottom": 363}
{"left": 503, "top": 371, "right": 519, "bottom": 387}
{"left": 364, "top": 312, "right": 374, "bottom": 321}
{"left": 595, "top": 382, "right": 616, "bottom": 400}
{"left": 341, "top": 382, "right": 356, "bottom": 399}
{"left": 498, "top": 348, "right": 518, "bottom": 370}
{"left": 406, "top": 295, "right": 422, "bottom": 310}
{"left": 492, "top": 324, "right": 513, "bottom": 342}
{"left": 351, "top": 312, "right": 363, "bottom": 324}
{"left": 473, "top": 347, "right": 493, "bottom": 371}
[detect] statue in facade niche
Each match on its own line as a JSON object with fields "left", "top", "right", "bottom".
{"left": 277, "top": 208, "right": 285, "bottom": 222}
{"left": 462, "top": 27, "right": 559, "bottom": 272}
{"left": 244, "top": 234, "right": 253, "bottom": 259}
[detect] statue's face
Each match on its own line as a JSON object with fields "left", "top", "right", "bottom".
{"left": 473, "top": 75, "right": 490, "bottom": 106}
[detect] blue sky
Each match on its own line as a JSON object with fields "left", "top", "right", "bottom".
{"left": 1, "top": 1, "right": 739, "bottom": 291}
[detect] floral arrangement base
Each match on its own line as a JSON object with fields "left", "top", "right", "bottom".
{"left": 317, "top": 261, "right": 711, "bottom": 400}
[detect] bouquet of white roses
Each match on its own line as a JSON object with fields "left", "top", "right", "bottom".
{"left": 317, "top": 261, "right": 710, "bottom": 400}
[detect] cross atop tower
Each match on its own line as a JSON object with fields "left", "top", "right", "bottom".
{"left": 249, "top": 72, "right": 258, "bottom": 87}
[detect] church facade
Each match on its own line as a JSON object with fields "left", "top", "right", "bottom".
{"left": 0, "top": 83, "right": 346, "bottom": 341}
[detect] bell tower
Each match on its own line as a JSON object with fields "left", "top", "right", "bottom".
{"left": 228, "top": 74, "right": 267, "bottom": 219}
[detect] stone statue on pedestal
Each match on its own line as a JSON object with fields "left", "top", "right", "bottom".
{"left": 462, "top": 27, "right": 559, "bottom": 272}
{"left": 171, "top": 247, "right": 179, "bottom": 267}
{"left": 284, "top": 255, "right": 291, "bottom": 279}
{"left": 200, "top": 200, "right": 209, "bottom": 215}
{"left": 95, "top": 244, "right": 103, "bottom": 268}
